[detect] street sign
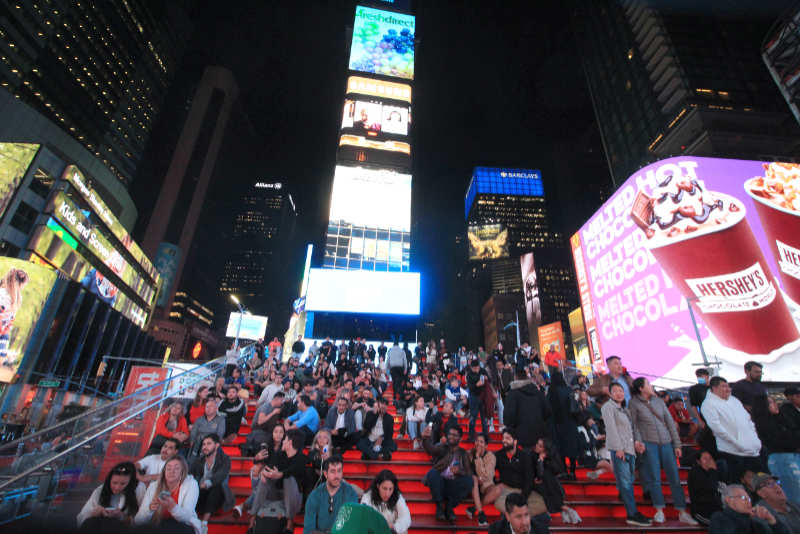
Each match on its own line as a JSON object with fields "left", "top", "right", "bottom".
{"left": 37, "top": 379, "right": 61, "bottom": 388}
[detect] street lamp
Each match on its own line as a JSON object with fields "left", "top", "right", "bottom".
{"left": 230, "top": 295, "right": 245, "bottom": 350}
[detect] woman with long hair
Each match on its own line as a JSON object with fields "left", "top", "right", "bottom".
{"left": 546, "top": 371, "right": 580, "bottom": 480}
{"left": 188, "top": 386, "right": 210, "bottom": 426}
{"left": 151, "top": 400, "right": 189, "bottom": 453}
{"left": 77, "top": 461, "right": 139, "bottom": 530}
{"left": 405, "top": 395, "right": 429, "bottom": 450}
{"left": 360, "top": 469, "right": 411, "bottom": 534}
{"left": 309, "top": 428, "right": 333, "bottom": 484}
{"left": 233, "top": 423, "right": 287, "bottom": 519}
{"left": 135, "top": 456, "right": 200, "bottom": 534}
{"left": 466, "top": 434, "right": 497, "bottom": 526}
{"left": 533, "top": 438, "right": 582, "bottom": 524}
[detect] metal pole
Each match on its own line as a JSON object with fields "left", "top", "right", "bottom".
{"left": 686, "top": 297, "right": 710, "bottom": 367}
{"left": 235, "top": 311, "right": 242, "bottom": 350}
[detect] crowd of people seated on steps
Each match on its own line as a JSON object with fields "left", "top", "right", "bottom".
{"left": 75, "top": 335, "right": 800, "bottom": 534}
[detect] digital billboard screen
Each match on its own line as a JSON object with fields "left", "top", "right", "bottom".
{"left": 538, "top": 321, "right": 566, "bottom": 368}
{"left": 571, "top": 156, "right": 800, "bottom": 383}
{"left": 0, "top": 257, "right": 58, "bottom": 383}
{"left": 349, "top": 6, "right": 415, "bottom": 80}
{"left": 520, "top": 252, "right": 541, "bottom": 346}
{"left": 225, "top": 312, "right": 269, "bottom": 341}
{"left": 347, "top": 76, "right": 412, "bottom": 103}
{"left": 329, "top": 165, "right": 411, "bottom": 233}
{"left": 0, "top": 143, "right": 38, "bottom": 220}
{"left": 342, "top": 99, "right": 410, "bottom": 137}
{"left": 339, "top": 135, "right": 410, "bottom": 155}
{"left": 467, "top": 224, "right": 509, "bottom": 260}
{"left": 305, "top": 268, "right": 420, "bottom": 315}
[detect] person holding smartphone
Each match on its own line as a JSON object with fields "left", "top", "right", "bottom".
{"left": 77, "top": 462, "right": 139, "bottom": 529}
{"left": 135, "top": 456, "right": 200, "bottom": 534}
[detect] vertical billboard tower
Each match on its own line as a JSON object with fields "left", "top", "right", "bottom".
{"left": 305, "top": 3, "right": 420, "bottom": 338}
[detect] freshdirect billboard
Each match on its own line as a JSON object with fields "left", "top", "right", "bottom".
{"left": 349, "top": 6, "right": 415, "bottom": 80}
{"left": 329, "top": 164, "right": 411, "bottom": 233}
{"left": 571, "top": 156, "right": 800, "bottom": 383}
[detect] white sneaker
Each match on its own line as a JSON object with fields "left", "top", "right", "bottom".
{"left": 489, "top": 424, "right": 495, "bottom": 432}
{"left": 569, "top": 507, "right": 582, "bottom": 524}
{"left": 200, "top": 521, "right": 208, "bottom": 534}
{"left": 412, "top": 439, "right": 421, "bottom": 450}
{"left": 586, "top": 470, "right": 600, "bottom": 480}
{"left": 679, "top": 510, "right": 699, "bottom": 525}
{"left": 653, "top": 509, "right": 665, "bottom": 523}
{"left": 232, "top": 504, "right": 243, "bottom": 519}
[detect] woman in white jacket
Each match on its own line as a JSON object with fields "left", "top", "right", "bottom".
{"left": 405, "top": 395, "right": 430, "bottom": 450}
{"left": 360, "top": 469, "right": 411, "bottom": 534}
{"left": 77, "top": 461, "right": 139, "bottom": 529}
{"left": 134, "top": 456, "right": 201, "bottom": 534}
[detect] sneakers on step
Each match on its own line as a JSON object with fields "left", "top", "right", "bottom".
{"left": 232, "top": 504, "right": 243, "bottom": 519}
{"left": 568, "top": 507, "right": 582, "bottom": 524}
{"left": 653, "top": 509, "right": 665, "bottom": 523}
{"left": 586, "top": 469, "right": 600, "bottom": 480}
{"left": 435, "top": 502, "right": 446, "bottom": 521}
{"left": 679, "top": 510, "right": 700, "bottom": 525}
{"left": 489, "top": 423, "right": 495, "bottom": 432}
{"left": 477, "top": 510, "right": 488, "bottom": 526}
{"left": 412, "top": 439, "right": 421, "bottom": 450}
{"left": 626, "top": 513, "right": 652, "bottom": 526}
{"left": 465, "top": 505, "right": 475, "bottom": 519}
{"left": 446, "top": 506, "right": 456, "bottom": 523}
{"left": 200, "top": 521, "right": 208, "bottom": 534}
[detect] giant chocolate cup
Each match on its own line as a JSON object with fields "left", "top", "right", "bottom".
{"left": 745, "top": 178, "right": 800, "bottom": 306}
{"left": 647, "top": 193, "right": 799, "bottom": 355}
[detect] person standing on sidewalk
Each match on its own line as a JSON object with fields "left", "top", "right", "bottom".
{"left": 629, "top": 377, "right": 698, "bottom": 525}
{"left": 466, "top": 358, "right": 490, "bottom": 443}
{"left": 602, "top": 382, "right": 652, "bottom": 527}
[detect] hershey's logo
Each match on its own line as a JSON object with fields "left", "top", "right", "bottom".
{"left": 686, "top": 262, "right": 776, "bottom": 313}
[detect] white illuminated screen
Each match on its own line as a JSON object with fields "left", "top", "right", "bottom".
{"left": 329, "top": 165, "right": 411, "bottom": 231}
{"left": 225, "top": 312, "right": 269, "bottom": 340}
{"left": 305, "top": 269, "right": 420, "bottom": 315}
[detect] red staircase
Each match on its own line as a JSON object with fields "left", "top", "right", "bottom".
{"left": 209, "top": 383, "right": 705, "bottom": 534}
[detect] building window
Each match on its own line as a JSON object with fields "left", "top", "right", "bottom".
{"left": 9, "top": 201, "right": 39, "bottom": 234}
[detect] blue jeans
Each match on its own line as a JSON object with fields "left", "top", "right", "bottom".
{"left": 768, "top": 452, "right": 800, "bottom": 506}
{"left": 496, "top": 394, "right": 504, "bottom": 428}
{"left": 424, "top": 467, "right": 473, "bottom": 506}
{"left": 612, "top": 452, "right": 638, "bottom": 517}
{"left": 468, "top": 394, "right": 489, "bottom": 440}
{"left": 643, "top": 442, "right": 686, "bottom": 509}
{"left": 356, "top": 436, "right": 397, "bottom": 460}
{"left": 407, "top": 420, "right": 423, "bottom": 440}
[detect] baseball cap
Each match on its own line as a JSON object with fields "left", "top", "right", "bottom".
{"left": 785, "top": 386, "right": 800, "bottom": 396}
{"left": 752, "top": 472, "right": 779, "bottom": 491}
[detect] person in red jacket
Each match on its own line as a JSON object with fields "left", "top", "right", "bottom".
{"left": 152, "top": 401, "right": 189, "bottom": 452}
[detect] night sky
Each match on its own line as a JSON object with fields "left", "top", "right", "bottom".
{"left": 132, "top": 0, "right": 611, "bottom": 331}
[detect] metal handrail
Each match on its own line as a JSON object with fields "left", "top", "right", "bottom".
{"left": 0, "top": 342, "right": 255, "bottom": 458}
{"left": 0, "top": 344, "right": 259, "bottom": 493}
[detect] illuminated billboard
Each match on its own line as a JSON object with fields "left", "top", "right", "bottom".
{"left": 0, "top": 257, "right": 58, "bottom": 383}
{"left": 349, "top": 6, "right": 415, "bottom": 80}
{"left": 329, "top": 165, "right": 411, "bottom": 232}
{"left": 467, "top": 224, "right": 509, "bottom": 260}
{"left": 538, "top": 321, "right": 566, "bottom": 368}
{"left": 305, "top": 268, "right": 420, "bottom": 315}
{"left": 520, "top": 252, "right": 541, "bottom": 346}
{"left": 572, "top": 156, "right": 800, "bottom": 383}
{"left": 342, "top": 99, "right": 410, "bottom": 136}
{"left": 339, "top": 135, "right": 410, "bottom": 155}
{"left": 225, "top": 312, "right": 269, "bottom": 341}
{"left": 0, "top": 143, "right": 38, "bottom": 219}
{"left": 347, "top": 76, "right": 412, "bottom": 103}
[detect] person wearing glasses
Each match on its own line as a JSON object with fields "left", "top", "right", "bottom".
{"left": 303, "top": 455, "right": 359, "bottom": 534}
{"left": 753, "top": 472, "right": 800, "bottom": 533}
{"left": 77, "top": 461, "right": 139, "bottom": 529}
{"left": 135, "top": 456, "right": 201, "bottom": 534}
{"left": 710, "top": 484, "right": 790, "bottom": 534}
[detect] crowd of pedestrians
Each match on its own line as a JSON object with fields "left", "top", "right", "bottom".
{"left": 75, "top": 336, "right": 800, "bottom": 534}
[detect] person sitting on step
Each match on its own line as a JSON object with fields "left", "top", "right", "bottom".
{"left": 421, "top": 422, "right": 473, "bottom": 523}
{"left": 356, "top": 397, "right": 397, "bottom": 461}
{"left": 466, "top": 434, "right": 496, "bottom": 526}
{"left": 494, "top": 429, "right": 551, "bottom": 528}
{"left": 189, "top": 433, "right": 234, "bottom": 533}
{"left": 488, "top": 490, "right": 551, "bottom": 534}
{"left": 360, "top": 469, "right": 412, "bottom": 534}
{"left": 303, "top": 455, "right": 359, "bottom": 534}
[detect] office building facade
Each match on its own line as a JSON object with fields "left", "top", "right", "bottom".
{"left": 574, "top": 0, "right": 800, "bottom": 186}
{"left": 151, "top": 290, "right": 220, "bottom": 361}
{"left": 465, "top": 167, "right": 579, "bottom": 351}
{"left": 143, "top": 66, "right": 239, "bottom": 314}
{"left": 763, "top": 4, "right": 800, "bottom": 126}
{"left": 0, "top": 1, "right": 192, "bottom": 187}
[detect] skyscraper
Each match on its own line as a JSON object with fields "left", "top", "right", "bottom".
{"left": 143, "top": 66, "right": 239, "bottom": 313}
{"left": 303, "top": 2, "right": 420, "bottom": 341}
{"left": 0, "top": 1, "right": 192, "bottom": 186}
{"left": 218, "top": 181, "right": 297, "bottom": 316}
{"left": 465, "top": 167, "right": 578, "bottom": 350}
{"left": 573, "top": 0, "right": 800, "bottom": 186}
{"left": 762, "top": 4, "right": 800, "bottom": 126}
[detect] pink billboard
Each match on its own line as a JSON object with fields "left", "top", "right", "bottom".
{"left": 571, "top": 156, "right": 800, "bottom": 384}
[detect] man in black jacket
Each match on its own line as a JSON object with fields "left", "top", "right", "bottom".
{"left": 430, "top": 400, "right": 461, "bottom": 444}
{"left": 489, "top": 491, "right": 551, "bottom": 534}
{"left": 780, "top": 386, "right": 800, "bottom": 431}
{"left": 190, "top": 433, "right": 234, "bottom": 530}
{"left": 356, "top": 397, "right": 396, "bottom": 460}
{"left": 421, "top": 423, "right": 474, "bottom": 523}
{"left": 710, "top": 484, "right": 789, "bottom": 534}
{"left": 466, "top": 358, "right": 490, "bottom": 443}
{"left": 219, "top": 386, "right": 246, "bottom": 443}
{"left": 494, "top": 429, "right": 549, "bottom": 522}
{"left": 504, "top": 369, "right": 552, "bottom": 449}
{"left": 324, "top": 397, "right": 358, "bottom": 453}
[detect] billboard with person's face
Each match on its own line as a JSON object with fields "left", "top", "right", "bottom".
{"left": 571, "top": 156, "right": 800, "bottom": 383}
{"left": 520, "top": 252, "right": 541, "bottom": 346}
{"left": 0, "top": 257, "right": 58, "bottom": 383}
